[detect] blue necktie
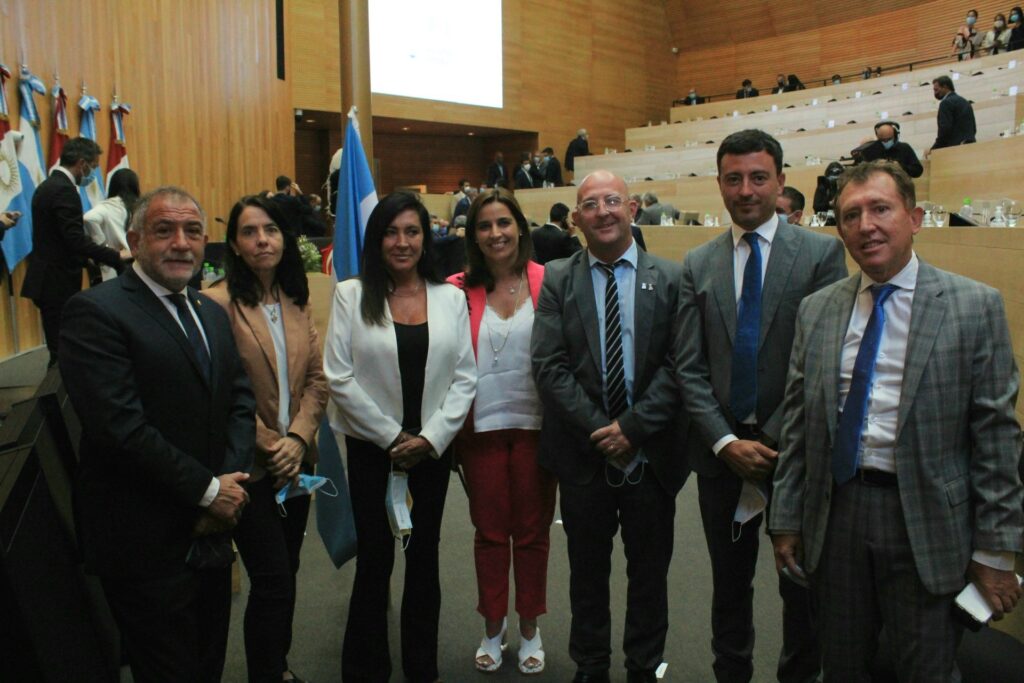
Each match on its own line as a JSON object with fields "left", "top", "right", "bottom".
{"left": 832, "top": 283, "right": 899, "bottom": 484}
{"left": 730, "top": 232, "right": 762, "bottom": 422}
{"left": 169, "top": 293, "right": 212, "bottom": 382}
{"left": 599, "top": 261, "right": 629, "bottom": 419}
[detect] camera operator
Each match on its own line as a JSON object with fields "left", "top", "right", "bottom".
{"left": 812, "top": 161, "right": 847, "bottom": 224}
{"left": 851, "top": 121, "right": 923, "bottom": 178}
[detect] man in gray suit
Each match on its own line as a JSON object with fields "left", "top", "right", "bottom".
{"left": 532, "top": 170, "right": 688, "bottom": 683}
{"left": 770, "top": 161, "right": 1023, "bottom": 680}
{"left": 674, "top": 129, "right": 847, "bottom": 683}
{"left": 637, "top": 191, "right": 679, "bottom": 225}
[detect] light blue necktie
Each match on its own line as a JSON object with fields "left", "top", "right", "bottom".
{"left": 832, "top": 283, "right": 899, "bottom": 484}
{"left": 730, "top": 232, "right": 761, "bottom": 422}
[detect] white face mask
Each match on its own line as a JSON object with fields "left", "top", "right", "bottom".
{"left": 732, "top": 480, "right": 769, "bottom": 541}
{"left": 386, "top": 469, "right": 414, "bottom": 542}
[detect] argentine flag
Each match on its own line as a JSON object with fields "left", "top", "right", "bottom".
{"left": 332, "top": 107, "right": 378, "bottom": 281}
{"left": 77, "top": 93, "right": 104, "bottom": 211}
{"left": 0, "top": 66, "right": 47, "bottom": 270}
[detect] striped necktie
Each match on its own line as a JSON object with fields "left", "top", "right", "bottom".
{"left": 599, "top": 260, "right": 628, "bottom": 419}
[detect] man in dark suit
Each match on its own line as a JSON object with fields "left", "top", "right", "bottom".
{"left": 20, "top": 137, "right": 125, "bottom": 365}
{"left": 770, "top": 161, "right": 1023, "bottom": 680}
{"left": 270, "top": 175, "right": 324, "bottom": 236}
{"left": 542, "top": 147, "right": 564, "bottom": 186}
{"left": 59, "top": 186, "right": 256, "bottom": 683}
{"left": 735, "top": 79, "right": 760, "bottom": 99}
{"left": 637, "top": 192, "right": 679, "bottom": 226}
{"left": 856, "top": 121, "right": 924, "bottom": 178}
{"left": 531, "top": 202, "right": 582, "bottom": 264}
{"left": 453, "top": 186, "right": 477, "bottom": 220}
{"left": 533, "top": 170, "right": 687, "bottom": 683}
{"left": 929, "top": 75, "right": 977, "bottom": 154}
{"left": 565, "top": 129, "right": 590, "bottom": 175}
{"left": 486, "top": 151, "right": 507, "bottom": 188}
{"left": 514, "top": 154, "right": 536, "bottom": 189}
{"left": 674, "top": 130, "right": 847, "bottom": 683}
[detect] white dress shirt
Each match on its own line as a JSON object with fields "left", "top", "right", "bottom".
{"left": 474, "top": 303, "right": 542, "bottom": 432}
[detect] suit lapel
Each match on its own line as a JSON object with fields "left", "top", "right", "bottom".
{"left": 236, "top": 299, "right": 279, "bottom": 382}
{"left": 572, "top": 253, "right": 603, "bottom": 375}
{"left": 895, "top": 263, "right": 945, "bottom": 439}
{"left": 711, "top": 232, "right": 737, "bottom": 344}
{"left": 822, "top": 276, "right": 861, "bottom": 443}
{"left": 632, "top": 252, "right": 658, "bottom": 377}
{"left": 758, "top": 221, "right": 798, "bottom": 349}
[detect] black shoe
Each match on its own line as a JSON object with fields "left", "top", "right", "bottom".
{"left": 572, "top": 673, "right": 611, "bottom": 683}
{"left": 626, "top": 671, "right": 657, "bottom": 683}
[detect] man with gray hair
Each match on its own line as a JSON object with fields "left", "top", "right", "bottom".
{"left": 638, "top": 191, "right": 678, "bottom": 226}
{"left": 60, "top": 186, "right": 255, "bottom": 682}
{"left": 565, "top": 128, "right": 590, "bottom": 175}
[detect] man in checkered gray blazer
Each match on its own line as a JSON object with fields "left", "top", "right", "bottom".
{"left": 769, "top": 161, "right": 1023, "bottom": 681}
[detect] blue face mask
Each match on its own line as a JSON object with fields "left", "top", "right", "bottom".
{"left": 275, "top": 474, "right": 337, "bottom": 514}
{"left": 966, "top": 15, "right": 976, "bottom": 26}
{"left": 1012, "top": 13, "right": 1020, "bottom": 22}
{"left": 881, "top": 139, "right": 896, "bottom": 150}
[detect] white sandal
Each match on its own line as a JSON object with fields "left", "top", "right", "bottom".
{"left": 517, "top": 627, "right": 545, "bottom": 675}
{"left": 475, "top": 617, "right": 507, "bottom": 672}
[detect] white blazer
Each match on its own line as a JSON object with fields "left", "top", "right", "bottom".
{"left": 84, "top": 197, "right": 129, "bottom": 281}
{"left": 323, "top": 278, "right": 477, "bottom": 454}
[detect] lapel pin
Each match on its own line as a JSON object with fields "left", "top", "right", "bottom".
{"left": 642, "top": 282, "right": 655, "bottom": 291}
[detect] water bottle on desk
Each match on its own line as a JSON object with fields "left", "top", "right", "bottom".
{"left": 990, "top": 204, "right": 1007, "bottom": 227}
{"left": 960, "top": 198, "right": 973, "bottom": 223}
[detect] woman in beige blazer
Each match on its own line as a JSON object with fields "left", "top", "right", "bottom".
{"left": 207, "top": 194, "right": 327, "bottom": 683}
{"left": 323, "top": 191, "right": 476, "bottom": 683}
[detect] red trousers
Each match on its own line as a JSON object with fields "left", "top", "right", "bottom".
{"left": 459, "top": 428, "right": 557, "bottom": 622}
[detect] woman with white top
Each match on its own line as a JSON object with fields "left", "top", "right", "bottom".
{"left": 447, "top": 187, "right": 556, "bottom": 675}
{"left": 324, "top": 191, "right": 476, "bottom": 683}
{"left": 84, "top": 168, "right": 139, "bottom": 281}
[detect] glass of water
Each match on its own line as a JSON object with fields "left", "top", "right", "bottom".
{"left": 1008, "top": 202, "right": 1020, "bottom": 227}
{"left": 932, "top": 205, "right": 947, "bottom": 227}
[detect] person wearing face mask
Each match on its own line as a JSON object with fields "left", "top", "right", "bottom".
{"left": 21, "top": 137, "right": 127, "bottom": 366}
{"left": 981, "top": 13, "right": 1012, "bottom": 54}
{"left": 681, "top": 88, "right": 702, "bottom": 105}
{"left": 541, "top": 147, "right": 564, "bottom": 187}
{"left": 775, "top": 187, "right": 805, "bottom": 226}
{"left": 952, "top": 9, "right": 983, "bottom": 60}
{"left": 735, "top": 78, "right": 759, "bottom": 99}
{"left": 772, "top": 74, "right": 789, "bottom": 94}
{"left": 928, "top": 76, "right": 977, "bottom": 158}
{"left": 857, "top": 121, "right": 923, "bottom": 178}
{"left": 515, "top": 153, "right": 536, "bottom": 190}
{"left": 1007, "top": 6, "right": 1024, "bottom": 50}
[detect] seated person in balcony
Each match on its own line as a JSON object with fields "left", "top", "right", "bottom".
{"left": 853, "top": 121, "right": 923, "bottom": 178}
{"left": 735, "top": 79, "right": 759, "bottom": 99}
{"left": 1009, "top": 7, "right": 1024, "bottom": 50}
{"left": 772, "top": 74, "right": 789, "bottom": 94}
{"left": 681, "top": 87, "right": 702, "bottom": 105}
{"left": 787, "top": 74, "right": 806, "bottom": 90}
{"left": 830, "top": 74, "right": 842, "bottom": 86}
{"left": 981, "top": 13, "right": 1012, "bottom": 54}
{"left": 952, "top": 9, "right": 983, "bottom": 59}
{"left": 637, "top": 191, "right": 679, "bottom": 225}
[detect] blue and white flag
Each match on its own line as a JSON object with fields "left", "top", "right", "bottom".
{"left": 0, "top": 66, "right": 46, "bottom": 270}
{"left": 331, "top": 107, "right": 378, "bottom": 281}
{"left": 77, "top": 93, "right": 104, "bottom": 211}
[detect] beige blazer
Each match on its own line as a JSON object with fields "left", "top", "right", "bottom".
{"left": 323, "top": 278, "right": 476, "bottom": 454}
{"left": 206, "top": 284, "right": 328, "bottom": 479}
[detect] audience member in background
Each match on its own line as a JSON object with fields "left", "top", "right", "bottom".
{"left": 735, "top": 79, "right": 759, "bottom": 99}
{"left": 271, "top": 176, "right": 324, "bottom": 237}
{"left": 323, "top": 191, "right": 476, "bottom": 683}
{"left": 927, "top": 76, "right": 977, "bottom": 157}
{"left": 629, "top": 193, "right": 644, "bottom": 224}
{"left": 952, "top": 9, "right": 983, "bottom": 60}
{"left": 455, "top": 186, "right": 479, "bottom": 221}
{"left": 21, "top": 137, "right": 126, "bottom": 366}
{"left": 487, "top": 152, "right": 508, "bottom": 189}
{"left": 770, "top": 161, "right": 1023, "bottom": 681}
{"left": 541, "top": 147, "right": 564, "bottom": 186}
{"left": 862, "top": 66, "right": 874, "bottom": 80}
{"left": 981, "top": 12, "right": 1012, "bottom": 54}
{"left": 856, "top": 121, "right": 924, "bottom": 178}
{"left": 531, "top": 202, "right": 582, "bottom": 265}
{"left": 431, "top": 214, "right": 469, "bottom": 278}
{"left": 776, "top": 186, "right": 805, "bottom": 226}
{"left": 772, "top": 74, "right": 789, "bottom": 94}
{"left": 786, "top": 74, "right": 806, "bottom": 91}
{"left": 515, "top": 153, "right": 537, "bottom": 189}
{"left": 682, "top": 88, "right": 702, "bottom": 105}
{"left": 638, "top": 191, "right": 679, "bottom": 225}
{"left": 565, "top": 129, "right": 590, "bottom": 177}
{"left": 532, "top": 170, "right": 687, "bottom": 683}
{"left": 530, "top": 152, "right": 546, "bottom": 187}
{"left": 1008, "top": 6, "right": 1024, "bottom": 50}
{"left": 447, "top": 187, "right": 555, "bottom": 675}
{"left": 207, "top": 194, "right": 328, "bottom": 683}
{"left": 830, "top": 74, "right": 842, "bottom": 85}
{"left": 453, "top": 178, "right": 471, "bottom": 203}
{"left": 674, "top": 129, "right": 847, "bottom": 683}
{"left": 84, "top": 168, "right": 140, "bottom": 282}
{"left": 60, "top": 186, "right": 255, "bottom": 682}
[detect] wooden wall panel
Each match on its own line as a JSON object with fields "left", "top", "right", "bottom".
{"left": 0, "top": 0, "right": 293, "bottom": 358}
{"left": 289, "top": 0, "right": 341, "bottom": 112}
{"left": 668, "top": 0, "right": 1010, "bottom": 98}
{"left": 374, "top": 133, "right": 483, "bottom": 196}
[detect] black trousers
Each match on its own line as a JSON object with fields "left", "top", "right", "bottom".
{"left": 342, "top": 437, "right": 451, "bottom": 683}
{"left": 698, "top": 471, "right": 821, "bottom": 683}
{"left": 559, "top": 463, "right": 676, "bottom": 676}
{"left": 101, "top": 564, "right": 232, "bottom": 683}
{"left": 233, "top": 471, "right": 311, "bottom": 682}
{"left": 36, "top": 296, "right": 68, "bottom": 367}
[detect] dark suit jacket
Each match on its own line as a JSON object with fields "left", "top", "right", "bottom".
{"left": 735, "top": 88, "right": 760, "bottom": 99}
{"left": 531, "top": 223, "right": 581, "bottom": 265}
{"left": 271, "top": 193, "right": 325, "bottom": 237}
{"left": 514, "top": 167, "right": 535, "bottom": 189}
{"left": 860, "top": 140, "right": 924, "bottom": 178}
{"left": 21, "top": 170, "right": 122, "bottom": 303}
{"left": 565, "top": 136, "right": 589, "bottom": 172}
{"left": 532, "top": 247, "right": 689, "bottom": 495}
{"left": 673, "top": 219, "right": 847, "bottom": 477}
{"left": 932, "top": 92, "right": 977, "bottom": 149}
{"left": 486, "top": 161, "right": 507, "bottom": 188}
{"left": 544, "top": 157, "right": 564, "bottom": 186}
{"left": 453, "top": 196, "right": 471, "bottom": 219}
{"left": 59, "top": 268, "right": 256, "bottom": 578}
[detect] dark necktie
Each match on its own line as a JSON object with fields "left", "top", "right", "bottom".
{"left": 599, "top": 261, "right": 628, "bottom": 419}
{"left": 730, "top": 232, "right": 762, "bottom": 422}
{"left": 169, "top": 292, "right": 211, "bottom": 382}
{"left": 832, "top": 283, "right": 899, "bottom": 484}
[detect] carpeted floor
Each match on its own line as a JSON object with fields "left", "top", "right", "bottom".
{"left": 221, "top": 473, "right": 788, "bottom": 682}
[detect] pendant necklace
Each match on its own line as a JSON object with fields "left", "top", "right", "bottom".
{"left": 487, "top": 270, "right": 525, "bottom": 366}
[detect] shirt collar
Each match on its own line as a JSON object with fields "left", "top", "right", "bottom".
{"left": 858, "top": 252, "right": 919, "bottom": 293}
{"left": 588, "top": 238, "right": 639, "bottom": 270}
{"left": 731, "top": 212, "right": 779, "bottom": 249}
{"left": 55, "top": 165, "right": 76, "bottom": 184}
{"left": 133, "top": 261, "right": 186, "bottom": 298}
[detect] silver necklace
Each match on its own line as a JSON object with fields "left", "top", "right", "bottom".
{"left": 388, "top": 278, "right": 423, "bottom": 297}
{"left": 486, "top": 270, "right": 525, "bottom": 366}
{"left": 262, "top": 288, "right": 281, "bottom": 324}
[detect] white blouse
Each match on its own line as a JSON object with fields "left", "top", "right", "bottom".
{"left": 84, "top": 197, "right": 128, "bottom": 281}
{"left": 474, "top": 302, "right": 542, "bottom": 432}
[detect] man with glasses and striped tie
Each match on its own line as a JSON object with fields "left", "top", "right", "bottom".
{"left": 532, "top": 170, "right": 688, "bottom": 683}
{"left": 769, "top": 161, "right": 1023, "bottom": 680}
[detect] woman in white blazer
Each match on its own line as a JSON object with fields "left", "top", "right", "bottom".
{"left": 83, "top": 168, "right": 139, "bottom": 281}
{"left": 323, "top": 191, "right": 476, "bottom": 683}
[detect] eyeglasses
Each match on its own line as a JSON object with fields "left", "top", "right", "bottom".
{"left": 578, "top": 195, "right": 625, "bottom": 214}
